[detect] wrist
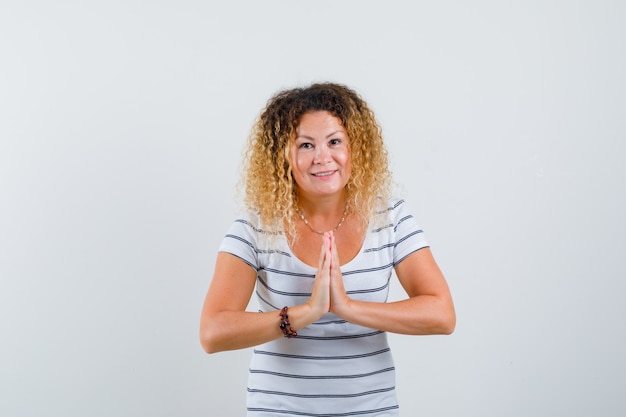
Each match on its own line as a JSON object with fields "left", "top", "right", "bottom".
{"left": 304, "top": 298, "right": 328, "bottom": 321}
{"left": 286, "top": 302, "right": 324, "bottom": 334}
{"left": 330, "top": 295, "right": 353, "bottom": 319}
{"left": 278, "top": 306, "right": 297, "bottom": 338}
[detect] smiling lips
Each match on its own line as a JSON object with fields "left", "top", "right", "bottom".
{"left": 311, "top": 170, "right": 336, "bottom": 177}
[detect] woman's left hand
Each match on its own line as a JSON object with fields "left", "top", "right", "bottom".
{"left": 327, "top": 231, "right": 351, "bottom": 316}
{"left": 323, "top": 232, "right": 455, "bottom": 335}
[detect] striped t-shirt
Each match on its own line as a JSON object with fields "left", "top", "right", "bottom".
{"left": 218, "top": 199, "right": 429, "bottom": 416}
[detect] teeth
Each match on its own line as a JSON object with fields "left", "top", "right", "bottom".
{"left": 313, "top": 171, "right": 334, "bottom": 177}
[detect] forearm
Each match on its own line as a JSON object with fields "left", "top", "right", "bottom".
{"left": 200, "top": 303, "right": 322, "bottom": 353}
{"left": 335, "top": 295, "right": 456, "bottom": 335}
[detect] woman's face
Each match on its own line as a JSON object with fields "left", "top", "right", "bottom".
{"left": 290, "top": 111, "right": 351, "bottom": 200}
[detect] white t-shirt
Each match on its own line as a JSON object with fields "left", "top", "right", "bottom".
{"left": 218, "top": 199, "right": 429, "bottom": 416}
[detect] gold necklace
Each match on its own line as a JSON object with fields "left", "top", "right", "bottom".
{"left": 296, "top": 206, "right": 348, "bottom": 235}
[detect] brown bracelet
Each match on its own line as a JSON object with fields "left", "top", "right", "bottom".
{"left": 279, "top": 306, "right": 297, "bottom": 338}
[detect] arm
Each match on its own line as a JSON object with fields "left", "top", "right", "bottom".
{"left": 200, "top": 246, "right": 331, "bottom": 353}
{"left": 329, "top": 235, "right": 455, "bottom": 335}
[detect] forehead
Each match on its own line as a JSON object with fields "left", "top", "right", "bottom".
{"left": 296, "top": 111, "right": 346, "bottom": 135}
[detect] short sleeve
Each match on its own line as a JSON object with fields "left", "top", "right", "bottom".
{"left": 218, "top": 216, "right": 260, "bottom": 271}
{"left": 390, "top": 200, "right": 430, "bottom": 265}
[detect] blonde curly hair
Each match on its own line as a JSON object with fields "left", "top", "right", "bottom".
{"left": 240, "top": 82, "right": 392, "bottom": 238}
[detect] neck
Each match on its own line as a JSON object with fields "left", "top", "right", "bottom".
{"left": 295, "top": 194, "right": 348, "bottom": 235}
{"left": 296, "top": 193, "right": 346, "bottom": 217}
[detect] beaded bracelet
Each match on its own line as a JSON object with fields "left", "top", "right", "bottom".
{"left": 279, "top": 306, "right": 297, "bottom": 338}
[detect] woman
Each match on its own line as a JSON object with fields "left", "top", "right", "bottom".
{"left": 200, "top": 82, "right": 455, "bottom": 416}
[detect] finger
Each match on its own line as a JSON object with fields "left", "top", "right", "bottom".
{"left": 324, "top": 232, "right": 332, "bottom": 257}
{"left": 317, "top": 233, "right": 332, "bottom": 279}
{"left": 318, "top": 232, "right": 330, "bottom": 269}
{"left": 329, "top": 231, "right": 340, "bottom": 268}
{"left": 317, "top": 237, "right": 325, "bottom": 269}
{"left": 325, "top": 233, "right": 334, "bottom": 270}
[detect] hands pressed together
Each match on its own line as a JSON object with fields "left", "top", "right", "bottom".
{"left": 201, "top": 224, "right": 455, "bottom": 353}
{"left": 308, "top": 231, "right": 351, "bottom": 319}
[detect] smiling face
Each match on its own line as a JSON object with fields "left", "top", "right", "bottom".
{"left": 290, "top": 111, "right": 352, "bottom": 201}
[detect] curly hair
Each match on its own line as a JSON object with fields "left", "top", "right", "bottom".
{"left": 240, "top": 82, "right": 392, "bottom": 238}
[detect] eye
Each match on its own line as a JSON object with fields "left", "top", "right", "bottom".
{"left": 329, "top": 138, "right": 342, "bottom": 146}
{"left": 299, "top": 142, "right": 313, "bottom": 149}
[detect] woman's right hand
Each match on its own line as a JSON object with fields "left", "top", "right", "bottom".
{"left": 201, "top": 232, "right": 337, "bottom": 353}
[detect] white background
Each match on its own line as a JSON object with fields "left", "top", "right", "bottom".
{"left": 1, "top": 1, "right": 625, "bottom": 416}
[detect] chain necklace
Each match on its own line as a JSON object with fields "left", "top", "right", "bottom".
{"left": 296, "top": 206, "right": 348, "bottom": 235}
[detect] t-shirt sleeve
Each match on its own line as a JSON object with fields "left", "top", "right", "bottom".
{"left": 391, "top": 200, "right": 430, "bottom": 265}
{"left": 218, "top": 217, "right": 259, "bottom": 271}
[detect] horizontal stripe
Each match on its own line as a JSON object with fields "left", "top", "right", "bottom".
{"left": 394, "top": 214, "right": 414, "bottom": 232}
{"left": 253, "top": 347, "right": 390, "bottom": 361}
{"left": 291, "top": 330, "right": 384, "bottom": 341}
{"left": 363, "top": 243, "right": 395, "bottom": 253}
{"left": 310, "top": 318, "right": 348, "bottom": 325}
{"left": 224, "top": 234, "right": 292, "bottom": 258}
{"left": 262, "top": 267, "right": 315, "bottom": 278}
{"left": 247, "top": 386, "right": 395, "bottom": 399}
{"left": 346, "top": 283, "right": 389, "bottom": 295}
{"left": 224, "top": 233, "right": 254, "bottom": 248}
{"left": 258, "top": 248, "right": 292, "bottom": 257}
{"left": 342, "top": 263, "right": 393, "bottom": 276}
{"left": 247, "top": 405, "right": 399, "bottom": 416}
{"left": 257, "top": 283, "right": 388, "bottom": 299}
{"left": 257, "top": 276, "right": 311, "bottom": 297}
{"left": 395, "top": 229, "right": 424, "bottom": 247}
{"left": 375, "top": 198, "right": 404, "bottom": 214}
{"left": 249, "top": 366, "right": 395, "bottom": 380}
{"left": 235, "top": 218, "right": 282, "bottom": 235}
{"left": 370, "top": 223, "right": 394, "bottom": 233}
{"left": 255, "top": 291, "right": 278, "bottom": 311}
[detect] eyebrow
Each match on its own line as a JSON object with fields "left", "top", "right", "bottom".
{"left": 296, "top": 130, "right": 346, "bottom": 140}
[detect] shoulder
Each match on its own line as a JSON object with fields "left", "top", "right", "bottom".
{"left": 373, "top": 197, "right": 415, "bottom": 225}
{"left": 218, "top": 211, "right": 267, "bottom": 269}
{"left": 228, "top": 210, "right": 261, "bottom": 236}
{"left": 371, "top": 197, "right": 429, "bottom": 261}
{"left": 222, "top": 210, "right": 284, "bottom": 249}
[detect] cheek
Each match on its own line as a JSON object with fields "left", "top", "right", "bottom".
{"left": 295, "top": 154, "right": 307, "bottom": 172}
{"left": 293, "top": 153, "right": 311, "bottom": 179}
{"left": 339, "top": 149, "right": 351, "bottom": 168}
{"left": 342, "top": 152, "right": 352, "bottom": 180}
{"left": 289, "top": 147, "right": 302, "bottom": 172}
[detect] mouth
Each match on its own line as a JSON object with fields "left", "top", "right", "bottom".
{"left": 311, "top": 170, "right": 336, "bottom": 177}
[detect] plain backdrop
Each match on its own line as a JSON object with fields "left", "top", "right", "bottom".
{"left": 1, "top": 1, "right": 625, "bottom": 416}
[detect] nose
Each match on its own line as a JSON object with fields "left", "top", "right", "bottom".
{"left": 313, "top": 145, "right": 331, "bottom": 164}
